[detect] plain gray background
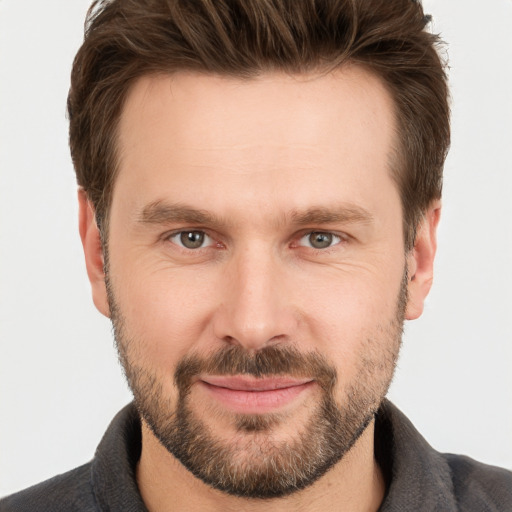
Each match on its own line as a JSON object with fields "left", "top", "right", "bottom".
{"left": 1, "top": 0, "right": 511, "bottom": 497}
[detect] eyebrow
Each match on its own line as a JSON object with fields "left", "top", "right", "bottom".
{"left": 290, "top": 206, "right": 373, "bottom": 226}
{"left": 138, "top": 200, "right": 373, "bottom": 228}
{"left": 138, "top": 201, "right": 223, "bottom": 227}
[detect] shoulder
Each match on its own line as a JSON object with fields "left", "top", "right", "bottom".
{"left": 444, "top": 453, "right": 512, "bottom": 511}
{"left": 0, "top": 463, "right": 97, "bottom": 512}
{"left": 376, "top": 401, "right": 512, "bottom": 511}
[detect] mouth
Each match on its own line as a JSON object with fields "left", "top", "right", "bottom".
{"left": 198, "top": 375, "right": 315, "bottom": 414}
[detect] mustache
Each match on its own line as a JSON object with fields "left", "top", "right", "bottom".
{"left": 174, "top": 344, "right": 337, "bottom": 392}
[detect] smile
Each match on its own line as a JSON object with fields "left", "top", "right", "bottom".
{"left": 198, "top": 376, "right": 315, "bottom": 414}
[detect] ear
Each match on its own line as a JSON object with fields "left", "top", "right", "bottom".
{"left": 405, "top": 200, "right": 441, "bottom": 320}
{"left": 78, "top": 189, "right": 110, "bottom": 318}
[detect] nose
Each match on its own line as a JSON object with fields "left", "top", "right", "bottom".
{"left": 212, "top": 245, "right": 298, "bottom": 352}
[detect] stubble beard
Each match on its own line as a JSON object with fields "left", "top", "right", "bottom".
{"left": 106, "top": 270, "right": 406, "bottom": 499}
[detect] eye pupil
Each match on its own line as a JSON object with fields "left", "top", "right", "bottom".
{"left": 309, "top": 232, "right": 333, "bottom": 249}
{"left": 180, "top": 231, "right": 204, "bottom": 249}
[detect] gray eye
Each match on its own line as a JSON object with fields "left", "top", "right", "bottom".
{"left": 308, "top": 232, "right": 333, "bottom": 249}
{"left": 298, "top": 232, "right": 341, "bottom": 249}
{"left": 177, "top": 231, "right": 207, "bottom": 249}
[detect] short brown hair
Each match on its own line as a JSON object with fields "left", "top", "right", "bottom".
{"left": 68, "top": 0, "right": 450, "bottom": 249}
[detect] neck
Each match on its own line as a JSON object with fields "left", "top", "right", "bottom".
{"left": 136, "top": 419, "right": 385, "bottom": 512}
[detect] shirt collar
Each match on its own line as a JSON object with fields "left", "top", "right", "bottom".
{"left": 90, "top": 400, "right": 458, "bottom": 511}
{"left": 376, "top": 400, "right": 457, "bottom": 511}
{"left": 91, "top": 404, "right": 147, "bottom": 511}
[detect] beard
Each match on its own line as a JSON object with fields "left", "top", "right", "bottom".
{"left": 106, "top": 269, "right": 407, "bottom": 499}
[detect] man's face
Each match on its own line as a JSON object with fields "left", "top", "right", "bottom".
{"left": 96, "top": 67, "right": 412, "bottom": 497}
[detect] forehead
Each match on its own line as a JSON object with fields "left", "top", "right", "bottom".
{"left": 118, "top": 66, "right": 396, "bottom": 154}
{"left": 114, "top": 67, "right": 399, "bottom": 223}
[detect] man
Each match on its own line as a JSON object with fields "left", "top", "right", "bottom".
{"left": 1, "top": 0, "right": 511, "bottom": 510}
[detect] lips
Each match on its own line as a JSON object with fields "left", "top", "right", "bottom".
{"left": 198, "top": 375, "right": 314, "bottom": 413}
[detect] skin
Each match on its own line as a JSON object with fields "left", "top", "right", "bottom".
{"left": 79, "top": 66, "right": 440, "bottom": 512}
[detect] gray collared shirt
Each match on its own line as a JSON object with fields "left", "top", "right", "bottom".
{"left": 2, "top": 401, "right": 511, "bottom": 511}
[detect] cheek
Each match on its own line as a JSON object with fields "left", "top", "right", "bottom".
{"left": 300, "top": 264, "right": 404, "bottom": 329}
{"left": 298, "top": 267, "right": 404, "bottom": 377}
{"left": 111, "top": 262, "right": 221, "bottom": 369}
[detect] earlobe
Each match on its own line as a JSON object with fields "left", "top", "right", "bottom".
{"left": 78, "top": 189, "right": 111, "bottom": 318}
{"left": 405, "top": 201, "right": 441, "bottom": 320}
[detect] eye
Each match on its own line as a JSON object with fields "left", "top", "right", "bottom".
{"left": 298, "top": 232, "right": 342, "bottom": 249}
{"left": 169, "top": 230, "right": 213, "bottom": 249}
